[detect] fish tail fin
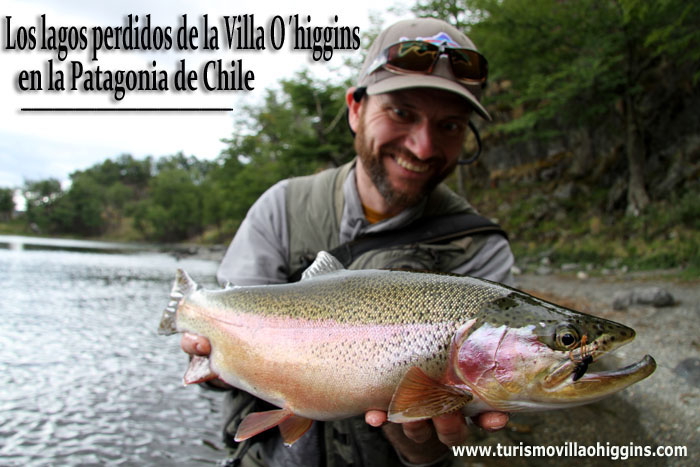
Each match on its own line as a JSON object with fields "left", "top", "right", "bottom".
{"left": 158, "top": 269, "right": 198, "bottom": 335}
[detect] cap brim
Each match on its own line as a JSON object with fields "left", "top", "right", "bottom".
{"left": 365, "top": 74, "right": 491, "bottom": 121}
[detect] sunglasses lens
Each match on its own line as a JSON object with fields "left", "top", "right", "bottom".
{"left": 385, "top": 41, "right": 438, "bottom": 72}
{"left": 376, "top": 41, "right": 488, "bottom": 83}
{"left": 450, "top": 49, "right": 487, "bottom": 82}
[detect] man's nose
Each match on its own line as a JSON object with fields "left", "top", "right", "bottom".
{"left": 405, "top": 120, "right": 436, "bottom": 160}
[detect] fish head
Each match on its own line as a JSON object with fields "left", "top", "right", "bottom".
{"left": 450, "top": 290, "right": 656, "bottom": 413}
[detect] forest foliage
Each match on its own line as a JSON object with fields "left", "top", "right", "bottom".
{"left": 3, "top": 0, "right": 698, "bottom": 270}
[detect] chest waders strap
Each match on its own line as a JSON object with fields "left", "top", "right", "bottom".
{"left": 288, "top": 213, "right": 507, "bottom": 282}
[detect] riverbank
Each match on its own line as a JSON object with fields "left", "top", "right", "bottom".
{"left": 0, "top": 234, "right": 228, "bottom": 263}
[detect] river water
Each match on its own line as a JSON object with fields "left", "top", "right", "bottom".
{"left": 0, "top": 236, "right": 228, "bottom": 465}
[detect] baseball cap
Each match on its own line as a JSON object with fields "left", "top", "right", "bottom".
{"left": 358, "top": 18, "right": 491, "bottom": 121}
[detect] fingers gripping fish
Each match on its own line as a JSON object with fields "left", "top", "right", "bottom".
{"left": 159, "top": 252, "right": 656, "bottom": 446}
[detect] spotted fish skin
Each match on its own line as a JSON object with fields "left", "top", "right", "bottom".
{"left": 159, "top": 252, "right": 655, "bottom": 444}
{"left": 169, "top": 268, "right": 503, "bottom": 418}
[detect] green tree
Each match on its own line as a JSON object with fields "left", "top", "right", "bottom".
{"left": 640, "top": 0, "right": 700, "bottom": 83}
{"left": 104, "top": 181, "right": 135, "bottom": 211}
{"left": 229, "top": 70, "right": 354, "bottom": 171}
{"left": 410, "top": 0, "right": 477, "bottom": 28}
{"left": 216, "top": 70, "right": 355, "bottom": 229}
{"left": 23, "top": 178, "right": 63, "bottom": 233}
{"left": 133, "top": 168, "right": 203, "bottom": 242}
{"left": 51, "top": 174, "right": 106, "bottom": 235}
{"left": 155, "top": 152, "right": 213, "bottom": 183}
{"left": 79, "top": 154, "right": 153, "bottom": 191}
{"left": 0, "top": 188, "right": 14, "bottom": 221}
{"left": 412, "top": 0, "right": 699, "bottom": 215}
{"left": 103, "top": 182, "right": 134, "bottom": 231}
{"left": 200, "top": 178, "right": 228, "bottom": 242}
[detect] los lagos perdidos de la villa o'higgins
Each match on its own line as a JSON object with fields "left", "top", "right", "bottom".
{"left": 7, "top": 13, "right": 361, "bottom": 100}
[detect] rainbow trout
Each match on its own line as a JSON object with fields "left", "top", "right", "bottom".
{"left": 159, "top": 252, "right": 655, "bottom": 445}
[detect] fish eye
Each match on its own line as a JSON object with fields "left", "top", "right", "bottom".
{"left": 555, "top": 325, "right": 580, "bottom": 350}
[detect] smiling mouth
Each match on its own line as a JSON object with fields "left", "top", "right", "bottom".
{"left": 393, "top": 154, "right": 430, "bottom": 173}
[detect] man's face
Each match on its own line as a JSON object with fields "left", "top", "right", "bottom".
{"left": 352, "top": 88, "right": 472, "bottom": 210}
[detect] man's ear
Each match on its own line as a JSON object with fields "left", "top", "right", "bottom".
{"left": 346, "top": 87, "right": 362, "bottom": 134}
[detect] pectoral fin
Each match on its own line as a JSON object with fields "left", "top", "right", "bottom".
{"left": 388, "top": 366, "right": 473, "bottom": 423}
{"left": 183, "top": 355, "right": 218, "bottom": 385}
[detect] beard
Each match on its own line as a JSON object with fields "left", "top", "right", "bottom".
{"left": 354, "top": 116, "right": 457, "bottom": 210}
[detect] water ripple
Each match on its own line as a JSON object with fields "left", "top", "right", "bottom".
{"left": 0, "top": 247, "right": 224, "bottom": 465}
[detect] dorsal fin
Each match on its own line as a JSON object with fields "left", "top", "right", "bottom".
{"left": 301, "top": 251, "right": 345, "bottom": 281}
{"left": 173, "top": 268, "right": 198, "bottom": 296}
{"left": 158, "top": 269, "right": 198, "bottom": 335}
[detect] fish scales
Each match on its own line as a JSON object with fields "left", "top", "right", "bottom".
{"left": 178, "top": 270, "right": 506, "bottom": 418}
{"left": 209, "top": 270, "right": 505, "bottom": 323}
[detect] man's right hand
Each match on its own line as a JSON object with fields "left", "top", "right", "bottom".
{"left": 181, "top": 333, "right": 233, "bottom": 389}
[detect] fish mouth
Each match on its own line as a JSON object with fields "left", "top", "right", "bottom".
{"left": 574, "top": 354, "right": 656, "bottom": 384}
{"left": 542, "top": 353, "right": 656, "bottom": 402}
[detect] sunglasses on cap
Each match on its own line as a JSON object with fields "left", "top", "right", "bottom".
{"left": 365, "top": 40, "right": 488, "bottom": 84}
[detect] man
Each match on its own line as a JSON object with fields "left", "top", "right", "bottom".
{"left": 182, "top": 17, "right": 514, "bottom": 466}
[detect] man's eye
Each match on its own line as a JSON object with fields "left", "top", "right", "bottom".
{"left": 441, "top": 121, "right": 465, "bottom": 133}
{"left": 391, "top": 108, "right": 412, "bottom": 121}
